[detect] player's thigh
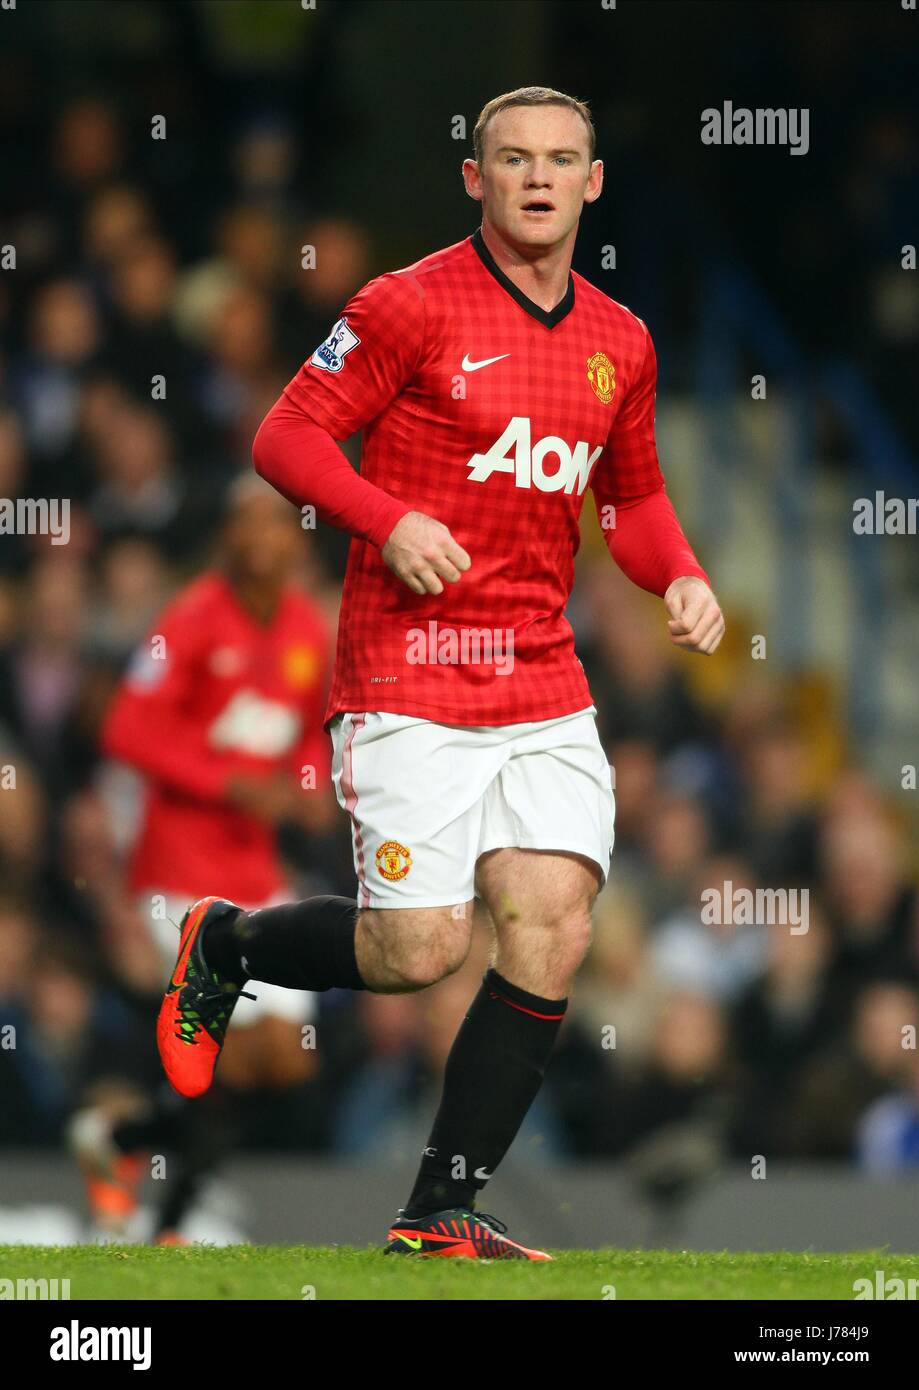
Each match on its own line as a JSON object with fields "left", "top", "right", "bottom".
{"left": 475, "top": 847, "right": 600, "bottom": 934}
{"left": 221, "top": 1016, "right": 316, "bottom": 1091}
{"left": 475, "top": 848, "right": 597, "bottom": 994}
{"left": 221, "top": 967, "right": 316, "bottom": 1087}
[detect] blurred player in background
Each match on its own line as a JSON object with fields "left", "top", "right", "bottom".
{"left": 69, "top": 475, "right": 334, "bottom": 1241}
{"left": 156, "top": 86, "right": 723, "bottom": 1258}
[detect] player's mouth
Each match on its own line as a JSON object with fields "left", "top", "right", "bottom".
{"left": 520, "top": 200, "right": 555, "bottom": 216}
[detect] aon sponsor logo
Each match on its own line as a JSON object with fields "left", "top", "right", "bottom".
{"left": 208, "top": 689, "right": 301, "bottom": 757}
{"left": 466, "top": 417, "right": 603, "bottom": 494}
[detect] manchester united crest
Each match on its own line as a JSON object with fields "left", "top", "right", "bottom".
{"left": 587, "top": 351, "right": 616, "bottom": 404}
{"left": 282, "top": 643, "right": 318, "bottom": 690}
{"left": 376, "top": 840, "right": 413, "bottom": 881}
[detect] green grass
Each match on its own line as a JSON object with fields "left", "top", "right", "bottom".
{"left": 2, "top": 1245, "right": 918, "bottom": 1300}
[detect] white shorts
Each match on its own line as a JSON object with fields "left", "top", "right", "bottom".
{"left": 140, "top": 890, "right": 316, "bottom": 1027}
{"left": 330, "top": 706, "right": 615, "bottom": 909}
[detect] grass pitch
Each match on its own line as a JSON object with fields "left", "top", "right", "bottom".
{"left": 3, "top": 1245, "right": 917, "bottom": 1300}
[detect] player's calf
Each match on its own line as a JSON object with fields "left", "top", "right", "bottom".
{"left": 193, "top": 893, "right": 473, "bottom": 1001}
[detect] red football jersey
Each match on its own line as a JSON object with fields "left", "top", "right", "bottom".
{"left": 285, "top": 230, "right": 670, "bottom": 726}
{"left": 103, "top": 572, "right": 332, "bottom": 904}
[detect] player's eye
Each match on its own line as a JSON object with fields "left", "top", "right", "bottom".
{"left": 554, "top": 156, "right": 572, "bottom": 166}
{"left": 505, "top": 155, "right": 523, "bottom": 165}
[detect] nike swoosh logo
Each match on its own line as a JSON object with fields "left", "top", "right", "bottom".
{"left": 461, "top": 353, "right": 510, "bottom": 373}
{"left": 395, "top": 1233, "right": 423, "bottom": 1249}
{"left": 473, "top": 1166, "right": 493, "bottom": 1180}
{"left": 170, "top": 901, "right": 208, "bottom": 991}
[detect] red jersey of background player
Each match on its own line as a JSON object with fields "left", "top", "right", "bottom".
{"left": 102, "top": 572, "right": 332, "bottom": 905}
{"left": 278, "top": 229, "right": 706, "bottom": 728}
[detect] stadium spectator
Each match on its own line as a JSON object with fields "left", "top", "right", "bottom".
{"left": 785, "top": 983, "right": 919, "bottom": 1158}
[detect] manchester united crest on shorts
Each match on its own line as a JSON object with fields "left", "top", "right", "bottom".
{"left": 587, "top": 351, "right": 615, "bottom": 403}
{"left": 376, "top": 840, "right": 413, "bottom": 881}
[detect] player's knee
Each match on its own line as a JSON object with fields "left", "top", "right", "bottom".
{"left": 392, "top": 921, "right": 471, "bottom": 990}
{"left": 558, "top": 909, "right": 594, "bottom": 969}
{"left": 360, "top": 906, "right": 471, "bottom": 991}
{"left": 393, "top": 953, "right": 454, "bottom": 991}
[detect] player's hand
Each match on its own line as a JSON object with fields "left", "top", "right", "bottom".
{"left": 381, "top": 510, "right": 471, "bottom": 596}
{"left": 664, "top": 576, "right": 725, "bottom": 654}
{"left": 226, "top": 773, "right": 299, "bottom": 824}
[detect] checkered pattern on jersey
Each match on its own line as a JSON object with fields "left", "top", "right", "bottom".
{"left": 284, "top": 234, "right": 664, "bottom": 726}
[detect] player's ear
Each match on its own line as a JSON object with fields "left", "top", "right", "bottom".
{"left": 583, "top": 159, "right": 604, "bottom": 205}
{"left": 462, "top": 157, "right": 484, "bottom": 202}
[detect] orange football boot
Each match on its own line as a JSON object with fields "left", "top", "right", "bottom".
{"left": 154, "top": 1229, "right": 191, "bottom": 1247}
{"left": 67, "top": 1107, "right": 146, "bottom": 1237}
{"left": 385, "top": 1208, "right": 552, "bottom": 1260}
{"left": 156, "top": 897, "right": 255, "bottom": 1098}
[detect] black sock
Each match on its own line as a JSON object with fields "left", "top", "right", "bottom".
{"left": 112, "top": 1090, "right": 191, "bottom": 1152}
{"left": 110, "top": 1086, "right": 239, "bottom": 1236}
{"left": 404, "top": 968, "right": 567, "bottom": 1218}
{"left": 154, "top": 1085, "right": 242, "bottom": 1236}
{"left": 203, "top": 895, "right": 366, "bottom": 992}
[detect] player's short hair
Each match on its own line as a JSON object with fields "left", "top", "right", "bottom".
{"left": 473, "top": 86, "right": 596, "bottom": 165}
{"left": 219, "top": 470, "right": 294, "bottom": 528}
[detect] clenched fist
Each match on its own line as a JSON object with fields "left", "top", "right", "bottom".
{"left": 664, "top": 576, "right": 725, "bottom": 654}
{"left": 382, "top": 510, "right": 472, "bottom": 596}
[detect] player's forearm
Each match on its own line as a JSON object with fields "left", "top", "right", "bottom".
{"left": 102, "top": 698, "right": 229, "bottom": 802}
{"left": 253, "top": 395, "right": 411, "bottom": 547}
{"left": 603, "top": 487, "right": 709, "bottom": 596}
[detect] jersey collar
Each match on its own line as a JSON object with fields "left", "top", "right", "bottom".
{"left": 471, "top": 227, "right": 575, "bottom": 329}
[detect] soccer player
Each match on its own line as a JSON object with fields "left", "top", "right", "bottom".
{"left": 156, "top": 86, "right": 724, "bottom": 1259}
{"left": 71, "top": 475, "right": 334, "bottom": 1241}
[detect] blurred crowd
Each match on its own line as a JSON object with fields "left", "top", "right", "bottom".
{"left": 1, "top": 4, "right": 918, "bottom": 1200}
